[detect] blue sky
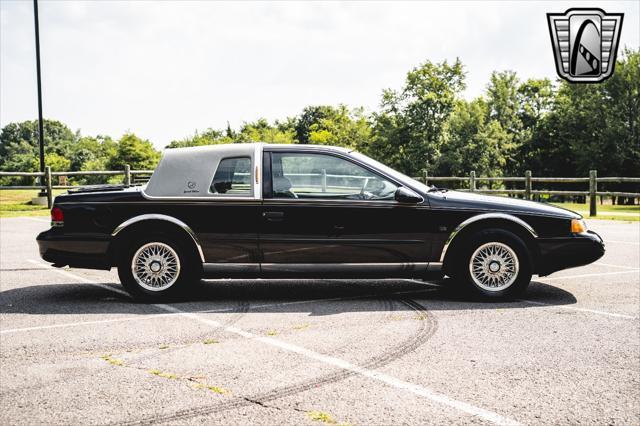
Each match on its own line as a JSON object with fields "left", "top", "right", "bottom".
{"left": 1, "top": 1, "right": 638, "bottom": 148}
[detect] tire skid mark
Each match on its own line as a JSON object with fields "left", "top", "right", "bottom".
{"left": 113, "top": 297, "right": 437, "bottom": 426}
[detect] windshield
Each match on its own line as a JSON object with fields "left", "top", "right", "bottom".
{"left": 349, "top": 152, "right": 431, "bottom": 194}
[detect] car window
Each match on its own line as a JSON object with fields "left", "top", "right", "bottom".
{"left": 210, "top": 157, "right": 252, "bottom": 195}
{"left": 271, "top": 153, "right": 397, "bottom": 200}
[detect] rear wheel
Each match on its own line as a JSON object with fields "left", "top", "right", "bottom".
{"left": 118, "top": 233, "right": 200, "bottom": 301}
{"left": 452, "top": 229, "right": 532, "bottom": 300}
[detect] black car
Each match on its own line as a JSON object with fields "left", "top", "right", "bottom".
{"left": 37, "top": 143, "right": 605, "bottom": 301}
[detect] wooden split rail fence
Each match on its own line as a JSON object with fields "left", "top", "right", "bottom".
{"left": 419, "top": 170, "right": 640, "bottom": 216}
{"left": 0, "top": 167, "right": 638, "bottom": 216}
{"left": 0, "top": 166, "right": 154, "bottom": 208}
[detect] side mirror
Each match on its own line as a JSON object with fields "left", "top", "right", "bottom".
{"left": 395, "top": 187, "right": 423, "bottom": 204}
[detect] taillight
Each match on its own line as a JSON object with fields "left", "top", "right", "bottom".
{"left": 51, "top": 207, "right": 64, "bottom": 227}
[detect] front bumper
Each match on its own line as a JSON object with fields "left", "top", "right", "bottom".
{"left": 37, "top": 229, "right": 112, "bottom": 270}
{"left": 536, "top": 230, "right": 605, "bottom": 276}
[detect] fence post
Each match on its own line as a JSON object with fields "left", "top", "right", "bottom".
{"left": 124, "top": 164, "right": 131, "bottom": 187}
{"left": 45, "top": 166, "right": 52, "bottom": 209}
{"left": 525, "top": 170, "right": 532, "bottom": 200}
{"left": 424, "top": 170, "right": 429, "bottom": 186}
{"left": 589, "top": 170, "right": 597, "bottom": 217}
{"left": 469, "top": 171, "right": 476, "bottom": 192}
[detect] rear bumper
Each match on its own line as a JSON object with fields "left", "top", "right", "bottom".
{"left": 536, "top": 230, "right": 605, "bottom": 276}
{"left": 37, "top": 229, "right": 112, "bottom": 270}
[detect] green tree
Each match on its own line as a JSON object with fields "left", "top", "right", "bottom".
{"left": 166, "top": 128, "right": 231, "bottom": 148}
{"left": 108, "top": 133, "right": 160, "bottom": 170}
{"left": 67, "top": 135, "right": 118, "bottom": 172}
{"left": 366, "top": 59, "right": 466, "bottom": 176}
{"left": 438, "top": 98, "right": 512, "bottom": 178}
{"left": 0, "top": 119, "right": 76, "bottom": 170}
{"left": 484, "top": 71, "right": 524, "bottom": 174}
{"left": 523, "top": 49, "right": 639, "bottom": 183}
{"left": 602, "top": 48, "right": 640, "bottom": 178}
{"left": 41, "top": 152, "right": 71, "bottom": 172}
{"left": 486, "top": 71, "right": 521, "bottom": 133}
{"left": 235, "top": 118, "right": 296, "bottom": 144}
{"left": 307, "top": 105, "right": 371, "bottom": 150}
{"left": 295, "top": 106, "right": 336, "bottom": 144}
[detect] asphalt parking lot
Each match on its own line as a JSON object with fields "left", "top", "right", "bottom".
{"left": 0, "top": 217, "right": 638, "bottom": 425}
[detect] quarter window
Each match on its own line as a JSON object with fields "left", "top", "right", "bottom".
{"left": 210, "top": 157, "right": 252, "bottom": 195}
{"left": 270, "top": 153, "right": 397, "bottom": 200}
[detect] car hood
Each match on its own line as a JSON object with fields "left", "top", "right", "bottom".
{"left": 428, "top": 190, "right": 581, "bottom": 219}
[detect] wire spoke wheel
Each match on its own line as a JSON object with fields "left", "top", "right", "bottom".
{"left": 469, "top": 242, "right": 519, "bottom": 292}
{"left": 131, "top": 242, "right": 181, "bottom": 292}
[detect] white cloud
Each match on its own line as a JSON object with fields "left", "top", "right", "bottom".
{"left": 1, "top": 0, "right": 638, "bottom": 148}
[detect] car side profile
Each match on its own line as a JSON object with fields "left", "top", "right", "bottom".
{"left": 37, "top": 143, "right": 605, "bottom": 301}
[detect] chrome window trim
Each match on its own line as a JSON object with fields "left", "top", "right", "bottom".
{"left": 111, "top": 214, "right": 205, "bottom": 263}
{"left": 254, "top": 143, "right": 263, "bottom": 200}
{"left": 261, "top": 198, "right": 427, "bottom": 208}
{"left": 265, "top": 149, "right": 424, "bottom": 204}
{"left": 206, "top": 155, "right": 254, "bottom": 197}
{"left": 140, "top": 192, "right": 258, "bottom": 201}
{"left": 426, "top": 262, "right": 443, "bottom": 272}
{"left": 201, "top": 262, "right": 433, "bottom": 277}
{"left": 259, "top": 262, "right": 429, "bottom": 275}
{"left": 439, "top": 213, "right": 538, "bottom": 263}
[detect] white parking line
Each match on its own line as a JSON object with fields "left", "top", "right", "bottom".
{"left": 605, "top": 240, "right": 640, "bottom": 246}
{"left": 528, "top": 269, "right": 640, "bottom": 319}
{"left": 19, "top": 217, "right": 50, "bottom": 223}
{"left": 22, "top": 259, "right": 519, "bottom": 426}
{"left": 520, "top": 299, "right": 638, "bottom": 320}
{"left": 594, "top": 262, "right": 640, "bottom": 270}
{"left": 537, "top": 269, "right": 639, "bottom": 281}
{"left": 26, "top": 259, "right": 129, "bottom": 296}
{"left": 1, "top": 312, "right": 176, "bottom": 334}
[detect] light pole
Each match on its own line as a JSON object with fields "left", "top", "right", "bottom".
{"left": 33, "top": 0, "right": 47, "bottom": 203}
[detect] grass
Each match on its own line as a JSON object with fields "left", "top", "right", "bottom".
{"left": 550, "top": 202, "right": 639, "bottom": 221}
{"left": 148, "top": 369, "right": 178, "bottom": 380}
{"left": 307, "top": 411, "right": 336, "bottom": 424}
{"left": 306, "top": 411, "right": 351, "bottom": 426}
{"left": 100, "top": 355, "right": 124, "bottom": 366}
{"left": 0, "top": 189, "right": 65, "bottom": 217}
{"left": 193, "top": 383, "right": 227, "bottom": 394}
{"left": 292, "top": 323, "right": 310, "bottom": 330}
{"left": 550, "top": 202, "right": 640, "bottom": 213}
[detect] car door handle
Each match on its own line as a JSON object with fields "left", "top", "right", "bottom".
{"left": 262, "top": 211, "right": 284, "bottom": 221}
{"left": 330, "top": 225, "right": 345, "bottom": 236}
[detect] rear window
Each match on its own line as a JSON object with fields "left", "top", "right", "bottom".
{"left": 210, "top": 157, "right": 252, "bottom": 196}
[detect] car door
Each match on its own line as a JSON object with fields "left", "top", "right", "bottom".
{"left": 194, "top": 155, "right": 261, "bottom": 275}
{"left": 259, "top": 149, "right": 431, "bottom": 277}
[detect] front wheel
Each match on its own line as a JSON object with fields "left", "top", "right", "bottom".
{"left": 455, "top": 229, "right": 532, "bottom": 300}
{"left": 118, "top": 234, "right": 199, "bottom": 301}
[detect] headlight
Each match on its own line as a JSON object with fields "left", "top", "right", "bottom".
{"left": 571, "top": 218, "right": 587, "bottom": 233}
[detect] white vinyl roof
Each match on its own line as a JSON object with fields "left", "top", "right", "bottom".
{"left": 144, "top": 143, "right": 260, "bottom": 199}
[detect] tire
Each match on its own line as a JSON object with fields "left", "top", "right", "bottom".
{"left": 117, "top": 233, "right": 200, "bottom": 302}
{"left": 452, "top": 229, "right": 532, "bottom": 300}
